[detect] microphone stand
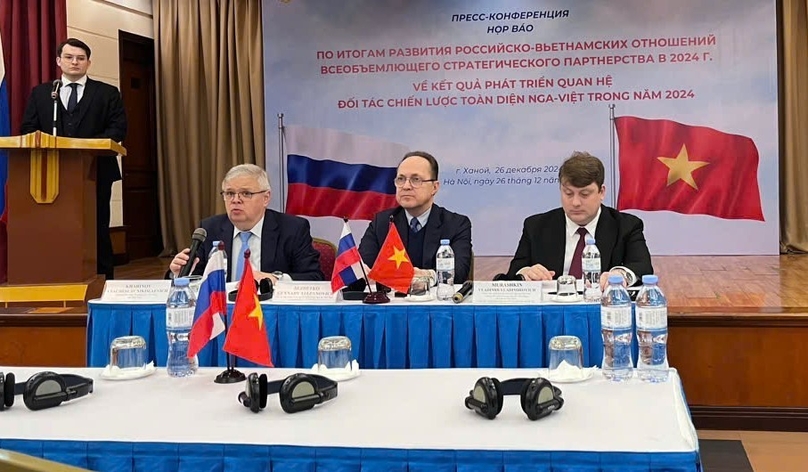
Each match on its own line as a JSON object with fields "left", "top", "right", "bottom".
{"left": 51, "top": 80, "right": 61, "bottom": 136}
{"left": 214, "top": 241, "right": 246, "bottom": 384}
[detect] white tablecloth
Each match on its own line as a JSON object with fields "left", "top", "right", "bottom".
{"left": 2, "top": 367, "right": 697, "bottom": 453}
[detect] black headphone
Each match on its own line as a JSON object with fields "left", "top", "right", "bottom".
{"left": 0, "top": 371, "right": 94, "bottom": 411}
{"left": 228, "top": 278, "right": 273, "bottom": 302}
{"left": 238, "top": 372, "right": 337, "bottom": 414}
{"left": 465, "top": 377, "right": 564, "bottom": 420}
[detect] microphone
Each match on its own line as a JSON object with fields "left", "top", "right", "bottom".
{"left": 452, "top": 281, "right": 474, "bottom": 304}
{"left": 51, "top": 80, "right": 62, "bottom": 136}
{"left": 178, "top": 228, "right": 207, "bottom": 277}
{"left": 51, "top": 80, "right": 62, "bottom": 99}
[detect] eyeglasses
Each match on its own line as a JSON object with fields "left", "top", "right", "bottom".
{"left": 61, "top": 54, "right": 87, "bottom": 63}
{"left": 393, "top": 176, "right": 437, "bottom": 188}
{"left": 220, "top": 190, "right": 269, "bottom": 201}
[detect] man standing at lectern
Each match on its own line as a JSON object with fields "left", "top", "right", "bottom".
{"left": 21, "top": 38, "right": 127, "bottom": 280}
{"left": 505, "top": 151, "right": 653, "bottom": 288}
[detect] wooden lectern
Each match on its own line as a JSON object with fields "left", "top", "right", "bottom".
{"left": 0, "top": 131, "right": 126, "bottom": 306}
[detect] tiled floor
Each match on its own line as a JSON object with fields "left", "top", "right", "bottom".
{"left": 698, "top": 430, "right": 808, "bottom": 472}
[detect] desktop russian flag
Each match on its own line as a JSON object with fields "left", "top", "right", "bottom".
{"left": 188, "top": 248, "right": 227, "bottom": 358}
{"left": 331, "top": 220, "right": 364, "bottom": 293}
{"left": 284, "top": 125, "right": 409, "bottom": 220}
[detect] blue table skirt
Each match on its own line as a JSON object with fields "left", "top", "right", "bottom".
{"left": 0, "top": 440, "right": 701, "bottom": 472}
{"left": 87, "top": 302, "right": 639, "bottom": 370}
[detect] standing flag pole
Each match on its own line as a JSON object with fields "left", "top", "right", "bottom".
{"left": 215, "top": 240, "right": 245, "bottom": 384}
{"left": 278, "top": 113, "right": 286, "bottom": 211}
{"left": 609, "top": 104, "right": 617, "bottom": 208}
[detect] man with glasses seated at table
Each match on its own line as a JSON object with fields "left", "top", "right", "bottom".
{"left": 169, "top": 164, "right": 323, "bottom": 282}
{"left": 505, "top": 151, "right": 652, "bottom": 288}
{"left": 359, "top": 151, "right": 473, "bottom": 284}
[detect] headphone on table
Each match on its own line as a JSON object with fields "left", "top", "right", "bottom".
{"left": 465, "top": 376, "right": 564, "bottom": 420}
{"left": 238, "top": 372, "right": 338, "bottom": 414}
{"left": 0, "top": 371, "right": 94, "bottom": 411}
{"left": 228, "top": 278, "right": 274, "bottom": 302}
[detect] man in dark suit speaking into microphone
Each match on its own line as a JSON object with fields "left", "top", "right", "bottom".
{"left": 169, "top": 164, "right": 323, "bottom": 283}
{"left": 505, "top": 151, "right": 653, "bottom": 288}
{"left": 21, "top": 38, "right": 127, "bottom": 280}
{"left": 360, "top": 151, "right": 473, "bottom": 284}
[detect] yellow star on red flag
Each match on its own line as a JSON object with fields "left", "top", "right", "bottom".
{"left": 657, "top": 144, "right": 710, "bottom": 190}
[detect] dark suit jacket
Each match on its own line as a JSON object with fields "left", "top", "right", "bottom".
{"left": 506, "top": 206, "right": 653, "bottom": 284}
{"left": 187, "top": 209, "right": 324, "bottom": 282}
{"left": 359, "top": 204, "right": 473, "bottom": 283}
{"left": 21, "top": 77, "right": 127, "bottom": 184}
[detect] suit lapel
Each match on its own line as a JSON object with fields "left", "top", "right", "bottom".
{"left": 72, "top": 78, "right": 97, "bottom": 128}
{"left": 595, "top": 206, "right": 617, "bottom": 269}
{"left": 261, "top": 210, "right": 280, "bottom": 273}
{"left": 393, "top": 208, "right": 409, "bottom": 247}
{"left": 219, "top": 218, "right": 235, "bottom": 281}
{"left": 422, "top": 205, "right": 442, "bottom": 266}
{"left": 547, "top": 209, "right": 567, "bottom": 276}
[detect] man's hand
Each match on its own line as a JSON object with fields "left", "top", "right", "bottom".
{"left": 253, "top": 271, "right": 279, "bottom": 285}
{"left": 599, "top": 270, "right": 628, "bottom": 290}
{"left": 169, "top": 248, "right": 198, "bottom": 277}
{"left": 519, "top": 264, "right": 555, "bottom": 281}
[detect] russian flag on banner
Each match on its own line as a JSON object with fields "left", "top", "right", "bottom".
{"left": 284, "top": 125, "right": 409, "bottom": 220}
{"left": 331, "top": 220, "right": 364, "bottom": 293}
{"left": 188, "top": 248, "right": 227, "bottom": 358}
{"left": 0, "top": 31, "right": 10, "bottom": 224}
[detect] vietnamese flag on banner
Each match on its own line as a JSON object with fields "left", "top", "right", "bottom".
{"left": 614, "top": 116, "right": 764, "bottom": 221}
{"left": 367, "top": 222, "right": 414, "bottom": 293}
{"left": 222, "top": 258, "right": 273, "bottom": 366}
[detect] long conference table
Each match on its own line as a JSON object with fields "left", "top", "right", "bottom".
{"left": 86, "top": 297, "right": 631, "bottom": 370}
{"left": 0, "top": 367, "right": 701, "bottom": 471}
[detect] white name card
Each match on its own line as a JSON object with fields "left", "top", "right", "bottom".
{"left": 472, "top": 281, "right": 544, "bottom": 305}
{"left": 272, "top": 281, "right": 337, "bottom": 303}
{"left": 101, "top": 280, "right": 172, "bottom": 303}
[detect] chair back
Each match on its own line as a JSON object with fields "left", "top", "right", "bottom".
{"left": 312, "top": 237, "right": 337, "bottom": 278}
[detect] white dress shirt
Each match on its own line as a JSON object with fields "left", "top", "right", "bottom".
{"left": 231, "top": 217, "right": 264, "bottom": 278}
{"left": 405, "top": 206, "right": 431, "bottom": 232}
{"left": 60, "top": 74, "right": 87, "bottom": 109}
{"left": 562, "top": 208, "right": 601, "bottom": 275}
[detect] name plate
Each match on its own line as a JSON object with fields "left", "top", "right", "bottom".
{"left": 101, "top": 280, "right": 172, "bottom": 303}
{"left": 472, "top": 281, "right": 543, "bottom": 304}
{"left": 272, "top": 281, "right": 337, "bottom": 303}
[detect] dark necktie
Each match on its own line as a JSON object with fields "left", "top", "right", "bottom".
{"left": 410, "top": 218, "right": 421, "bottom": 233}
{"left": 568, "top": 227, "right": 589, "bottom": 279}
{"left": 67, "top": 83, "right": 79, "bottom": 113}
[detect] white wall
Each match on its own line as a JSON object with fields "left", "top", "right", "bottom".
{"left": 66, "top": 0, "right": 153, "bottom": 227}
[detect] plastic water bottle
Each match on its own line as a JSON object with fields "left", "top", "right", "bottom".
{"left": 436, "top": 239, "right": 455, "bottom": 301}
{"left": 166, "top": 277, "right": 198, "bottom": 377}
{"left": 635, "top": 275, "right": 669, "bottom": 382}
{"left": 601, "top": 275, "right": 633, "bottom": 381}
{"left": 582, "top": 236, "right": 601, "bottom": 302}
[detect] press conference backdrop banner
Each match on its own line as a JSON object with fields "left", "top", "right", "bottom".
{"left": 263, "top": 0, "right": 778, "bottom": 256}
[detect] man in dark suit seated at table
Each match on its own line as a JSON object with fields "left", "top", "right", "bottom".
{"left": 506, "top": 151, "right": 652, "bottom": 288}
{"left": 359, "top": 151, "right": 473, "bottom": 284}
{"left": 169, "top": 164, "right": 323, "bottom": 282}
{"left": 21, "top": 37, "right": 127, "bottom": 281}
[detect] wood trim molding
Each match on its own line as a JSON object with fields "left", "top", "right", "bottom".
{"left": 0, "top": 313, "right": 87, "bottom": 327}
{"left": 690, "top": 406, "right": 808, "bottom": 432}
